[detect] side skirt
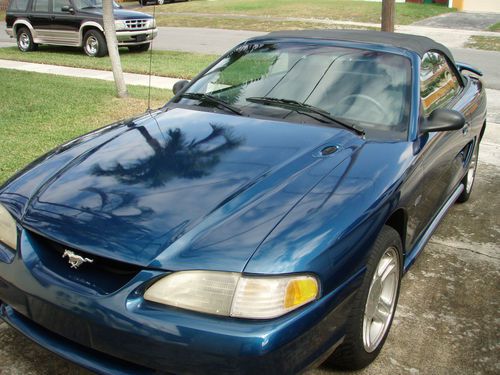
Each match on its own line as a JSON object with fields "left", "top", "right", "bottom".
{"left": 403, "top": 183, "right": 464, "bottom": 272}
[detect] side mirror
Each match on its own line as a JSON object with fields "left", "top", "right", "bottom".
{"left": 61, "top": 5, "right": 75, "bottom": 13}
{"left": 172, "top": 80, "right": 189, "bottom": 95}
{"left": 421, "top": 108, "right": 465, "bottom": 134}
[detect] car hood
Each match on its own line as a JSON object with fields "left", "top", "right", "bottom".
{"left": 13, "top": 108, "right": 362, "bottom": 271}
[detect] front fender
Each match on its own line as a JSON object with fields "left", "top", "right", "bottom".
{"left": 244, "top": 141, "right": 414, "bottom": 295}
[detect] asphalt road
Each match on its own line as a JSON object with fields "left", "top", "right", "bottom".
{"left": 1, "top": 25, "right": 500, "bottom": 89}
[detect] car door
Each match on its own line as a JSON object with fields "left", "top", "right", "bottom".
{"left": 49, "top": 0, "right": 80, "bottom": 46}
{"left": 414, "top": 51, "right": 472, "bottom": 236}
{"left": 28, "top": 0, "right": 52, "bottom": 42}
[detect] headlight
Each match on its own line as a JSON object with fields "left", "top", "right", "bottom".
{"left": 144, "top": 271, "right": 319, "bottom": 319}
{"left": 146, "top": 18, "right": 156, "bottom": 29}
{"left": 114, "top": 20, "right": 128, "bottom": 31}
{"left": 0, "top": 204, "right": 17, "bottom": 250}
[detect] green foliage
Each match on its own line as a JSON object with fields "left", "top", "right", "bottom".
{"left": 135, "top": 0, "right": 454, "bottom": 25}
{"left": 465, "top": 36, "right": 500, "bottom": 52}
{"left": 0, "top": 47, "right": 217, "bottom": 79}
{"left": 488, "top": 22, "right": 500, "bottom": 32}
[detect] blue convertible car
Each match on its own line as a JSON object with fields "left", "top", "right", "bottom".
{"left": 0, "top": 30, "right": 487, "bottom": 374}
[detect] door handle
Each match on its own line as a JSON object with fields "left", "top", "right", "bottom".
{"left": 50, "top": 16, "right": 56, "bottom": 21}
{"left": 462, "top": 122, "right": 470, "bottom": 135}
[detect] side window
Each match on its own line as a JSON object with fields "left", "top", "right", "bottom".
{"left": 52, "top": 0, "right": 71, "bottom": 12}
{"left": 8, "top": 0, "right": 30, "bottom": 11}
{"left": 420, "top": 51, "right": 461, "bottom": 116}
{"left": 34, "top": 0, "right": 50, "bottom": 12}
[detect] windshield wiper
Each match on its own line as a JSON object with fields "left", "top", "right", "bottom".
{"left": 246, "top": 96, "right": 365, "bottom": 136}
{"left": 179, "top": 92, "right": 243, "bottom": 116}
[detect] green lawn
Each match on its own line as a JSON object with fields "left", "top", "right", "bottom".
{"left": 0, "top": 47, "right": 217, "bottom": 79}
{"left": 488, "top": 22, "right": 500, "bottom": 32}
{"left": 131, "top": 0, "right": 454, "bottom": 25}
{"left": 0, "top": 69, "right": 173, "bottom": 183}
{"left": 465, "top": 36, "right": 500, "bottom": 52}
{"left": 153, "top": 14, "right": 376, "bottom": 32}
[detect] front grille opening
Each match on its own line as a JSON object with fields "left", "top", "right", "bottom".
{"left": 125, "top": 19, "right": 149, "bottom": 30}
{"left": 28, "top": 231, "right": 142, "bottom": 295}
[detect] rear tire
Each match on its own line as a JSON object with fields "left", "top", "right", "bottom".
{"left": 327, "top": 226, "right": 403, "bottom": 370}
{"left": 83, "top": 29, "right": 107, "bottom": 57}
{"left": 457, "top": 141, "right": 479, "bottom": 203}
{"left": 16, "top": 27, "right": 37, "bottom": 52}
{"left": 128, "top": 43, "right": 150, "bottom": 53}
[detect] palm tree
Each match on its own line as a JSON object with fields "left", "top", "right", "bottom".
{"left": 102, "top": 0, "right": 127, "bottom": 98}
{"left": 381, "top": 0, "right": 395, "bottom": 32}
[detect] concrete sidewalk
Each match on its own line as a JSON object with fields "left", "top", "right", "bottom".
{"left": 0, "top": 59, "right": 178, "bottom": 89}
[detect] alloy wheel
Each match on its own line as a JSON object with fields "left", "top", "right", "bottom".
{"left": 85, "top": 36, "right": 99, "bottom": 56}
{"left": 18, "top": 32, "right": 30, "bottom": 50}
{"left": 362, "top": 246, "right": 400, "bottom": 353}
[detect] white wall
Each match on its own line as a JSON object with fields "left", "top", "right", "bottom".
{"left": 463, "top": 0, "right": 500, "bottom": 13}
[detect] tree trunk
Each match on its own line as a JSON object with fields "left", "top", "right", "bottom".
{"left": 381, "top": 0, "right": 395, "bottom": 32}
{"left": 102, "top": 0, "right": 128, "bottom": 98}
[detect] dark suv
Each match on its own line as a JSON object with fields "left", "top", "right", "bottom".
{"left": 5, "top": 0, "right": 157, "bottom": 57}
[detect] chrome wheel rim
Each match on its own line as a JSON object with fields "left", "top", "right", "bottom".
{"left": 466, "top": 146, "right": 478, "bottom": 193}
{"left": 363, "top": 246, "right": 400, "bottom": 353}
{"left": 18, "top": 33, "right": 30, "bottom": 50}
{"left": 85, "top": 36, "right": 99, "bottom": 56}
{"left": 157, "top": 0, "right": 164, "bottom": 4}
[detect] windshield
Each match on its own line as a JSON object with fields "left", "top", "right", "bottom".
{"left": 73, "top": 0, "right": 120, "bottom": 9}
{"left": 175, "top": 42, "right": 412, "bottom": 140}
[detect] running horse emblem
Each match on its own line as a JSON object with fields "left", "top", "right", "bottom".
{"left": 62, "top": 249, "right": 94, "bottom": 269}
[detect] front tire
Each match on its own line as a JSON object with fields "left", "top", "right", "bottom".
{"left": 457, "top": 141, "right": 479, "bottom": 203}
{"left": 16, "top": 27, "right": 37, "bottom": 52}
{"left": 128, "top": 43, "right": 150, "bottom": 53}
{"left": 83, "top": 29, "right": 107, "bottom": 57}
{"left": 157, "top": 0, "right": 165, "bottom": 4}
{"left": 328, "top": 226, "right": 402, "bottom": 370}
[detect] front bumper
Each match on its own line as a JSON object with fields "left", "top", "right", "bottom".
{"left": 0, "top": 230, "right": 360, "bottom": 374}
{"left": 116, "top": 28, "right": 157, "bottom": 46}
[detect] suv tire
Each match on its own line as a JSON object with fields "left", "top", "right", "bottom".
{"left": 128, "top": 43, "right": 150, "bottom": 53}
{"left": 16, "top": 27, "right": 38, "bottom": 52}
{"left": 83, "top": 29, "right": 108, "bottom": 57}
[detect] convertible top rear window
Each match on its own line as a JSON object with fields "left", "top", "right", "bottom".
{"left": 180, "top": 42, "right": 412, "bottom": 140}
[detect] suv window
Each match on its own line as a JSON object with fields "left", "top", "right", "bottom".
{"left": 420, "top": 51, "right": 461, "bottom": 116}
{"left": 52, "top": 0, "right": 71, "bottom": 12}
{"left": 8, "top": 0, "right": 30, "bottom": 11}
{"left": 34, "top": 0, "right": 50, "bottom": 12}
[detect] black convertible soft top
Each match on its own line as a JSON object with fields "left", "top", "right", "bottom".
{"left": 252, "top": 30, "right": 454, "bottom": 62}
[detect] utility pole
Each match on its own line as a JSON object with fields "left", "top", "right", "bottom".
{"left": 381, "top": 0, "right": 395, "bottom": 32}
{"left": 102, "top": 0, "right": 128, "bottom": 98}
